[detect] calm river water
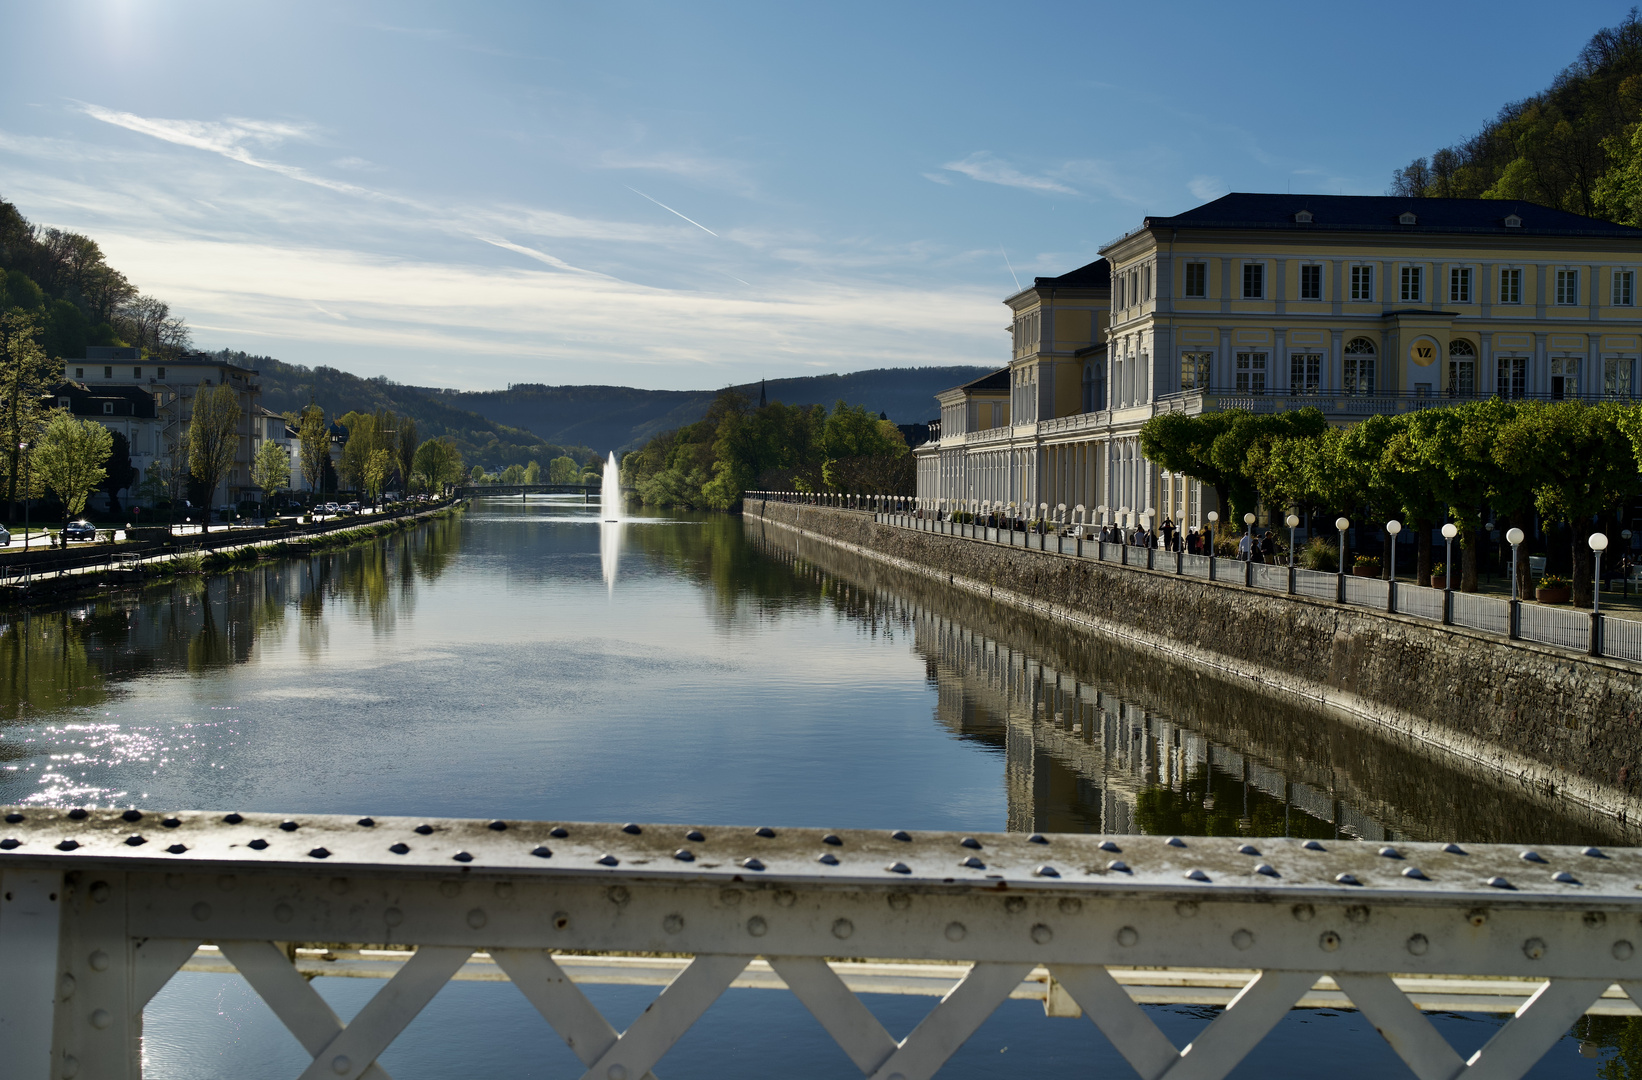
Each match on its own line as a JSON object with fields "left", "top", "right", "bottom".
{"left": 0, "top": 499, "right": 1621, "bottom": 1077}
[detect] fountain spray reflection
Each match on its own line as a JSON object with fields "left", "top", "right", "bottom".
{"left": 600, "top": 450, "right": 623, "bottom": 593}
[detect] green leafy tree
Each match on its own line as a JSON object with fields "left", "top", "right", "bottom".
{"left": 251, "top": 437, "right": 291, "bottom": 505}
{"left": 395, "top": 417, "right": 418, "bottom": 492}
{"left": 500, "top": 463, "right": 526, "bottom": 485}
{"left": 187, "top": 382, "right": 242, "bottom": 530}
{"left": 410, "top": 437, "right": 463, "bottom": 492}
{"left": 33, "top": 412, "right": 111, "bottom": 526}
{"left": 548, "top": 455, "right": 580, "bottom": 483}
{"left": 97, "top": 430, "right": 138, "bottom": 515}
{"left": 0, "top": 312, "right": 56, "bottom": 520}
{"left": 298, "top": 405, "right": 330, "bottom": 495}
{"left": 363, "top": 447, "right": 393, "bottom": 507}
{"left": 523, "top": 460, "right": 541, "bottom": 484}
{"left": 1139, "top": 411, "right": 1243, "bottom": 521}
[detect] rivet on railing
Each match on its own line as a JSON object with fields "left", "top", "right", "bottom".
{"left": 1378, "top": 846, "right": 1403, "bottom": 859}
{"left": 55, "top": 840, "right": 78, "bottom": 851}
{"left": 1584, "top": 846, "right": 1608, "bottom": 858}
{"left": 550, "top": 827, "right": 569, "bottom": 838}
{"left": 331, "top": 1054, "right": 352, "bottom": 1075}
{"left": 1522, "top": 937, "right": 1546, "bottom": 959}
{"left": 1166, "top": 837, "right": 1186, "bottom": 848}
{"left": 1031, "top": 924, "right": 1053, "bottom": 944}
{"left": 959, "top": 837, "right": 981, "bottom": 850}
{"left": 1035, "top": 865, "right": 1060, "bottom": 878}
{"left": 1486, "top": 877, "right": 1515, "bottom": 890}
{"left": 246, "top": 838, "right": 266, "bottom": 850}
{"left": 531, "top": 846, "right": 552, "bottom": 858}
{"left": 1232, "top": 929, "right": 1255, "bottom": 949}
{"left": 467, "top": 908, "right": 487, "bottom": 929}
{"left": 663, "top": 914, "right": 684, "bottom": 934}
{"left": 1403, "top": 867, "right": 1429, "bottom": 880}
{"left": 1615, "top": 940, "right": 1635, "bottom": 960}
{"left": 832, "top": 918, "right": 854, "bottom": 939}
{"left": 414, "top": 824, "right": 433, "bottom": 836}
{"left": 164, "top": 817, "right": 183, "bottom": 829}
{"left": 1184, "top": 869, "right": 1210, "bottom": 882}
{"left": 885, "top": 861, "right": 911, "bottom": 874}
{"left": 685, "top": 829, "right": 706, "bottom": 842}
{"left": 821, "top": 834, "right": 842, "bottom": 846}
{"left": 747, "top": 916, "right": 768, "bottom": 937}
{"left": 0, "top": 839, "right": 18, "bottom": 850}
{"left": 1335, "top": 873, "right": 1361, "bottom": 886}
{"left": 1255, "top": 864, "right": 1279, "bottom": 877}
{"left": 673, "top": 849, "right": 694, "bottom": 862}
{"left": 1236, "top": 844, "right": 1260, "bottom": 856}
{"left": 945, "top": 921, "right": 967, "bottom": 941}
{"left": 308, "top": 848, "right": 331, "bottom": 859}
{"left": 1520, "top": 850, "right": 1547, "bottom": 863}
{"left": 1407, "top": 934, "right": 1430, "bottom": 955}
{"left": 166, "top": 844, "right": 187, "bottom": 854}
{"left": 960, "top": 856, "right": 984, "bottom": 869}
{"left": 88, "top": 950, "right": 109, "bottom": 971}
{"left": 754, "top": 827, "right": 776, "bottom": 838}
{"left": 741, "top": 858, "right": 766, "bottom": 871}
{"left": 489, "top": 821, "right": 509, "bottom": 832}
{"left": 621, "top": 823, "right": 641, "bottom": 835}
{"left": 121, "top": 810, "right": 141, "bottom": 822}
{"left": 355, "top": 817, "right": 373, "bottom": 827}
{"left": 817, "top": 853, "right": 839, "bottom": 865}
{"left": 1442, "top": 843, "right": 1467, "bottom": 855}
{"left": 1028, "top": 834, "right": 1049, "bottom": 845}
{"left": 1319, "top": 931, "right": 1341, "bottom": 951}
{"left": 1107, "top": 860, "right": 1130, "bottom": 873}
{"left": 1552, "top": 871, "right": 1580, "bottom": 884}
{"left": 890, "top": 830, "right": 911, "bottom": 842}
{"left": 277, "top": 821, "right": 297, "bottom": 832}
{"left": 597, "top": 854, "right": 619, "bottom": 866}
{"left": 1303, "top": 840, "right": 1325, "bottom": 851}
{"left": 452, "top": 852, "right": 473, "bottom": 863}
{"left": 1116, "top": 926, "right": 1139, "bottom": 946}
{"left": 67, "top": 808, "right": 88, "bottom": 820}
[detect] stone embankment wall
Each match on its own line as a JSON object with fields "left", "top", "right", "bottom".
{"left": 745, "top": 499, "right": 1642, "bottom": 828}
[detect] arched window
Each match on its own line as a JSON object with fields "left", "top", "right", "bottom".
{"left": 1448, "top": 339, "right": 1476, "bottom": 397}
{"left": 1343, "top": 338, "right": 1377, "bottom": 396}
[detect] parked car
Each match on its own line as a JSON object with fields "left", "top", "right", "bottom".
{"left": 323, "top": 502, "right": 340, "bottom": 515}
{"left": 63, "top": 520, "right": 97, "bottom": 541}
{"left": 0, "top": 524, "right": 10, "bottom": 546}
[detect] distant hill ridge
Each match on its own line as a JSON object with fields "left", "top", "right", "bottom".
{"left": 411, "top": 366, "right": 989, "bottom": 452}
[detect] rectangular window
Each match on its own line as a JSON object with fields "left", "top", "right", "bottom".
{"left": 1615, "top": 270, "right": 1635, "bottom": 307}
{"left": 1234, "top": 351, "right": 1267, "bottom": 393}
{"left": 1500, "top": 268, "right": 1522, "bottom": 304}
{"left": 1116, "top": 278, "right": 1126, "bottom": 309}
{"left": 1550, "top": 357, "right": 1580, "bottom": 399}
{"left": 157, "top": 367, "right": 165, "bottom": 379}
{"left": 1555, "top": 269, "right": 1579, "bottom": 305}
{"left": 133, "top": 366, "right": 142, "bottom": 378}
{"left": 1290, "top": 352, "right": 1322, "bottom": 393}
{"left": 1350, "top": 264, "right": 1374, "bottom": 301}
{"left": 1497, "top": 356, "right": 1527, "bottom": 399}
{"left": 1183, "top": 262, "right": 1207, "bottom": 298}
{"left": 75, "top": 367, "right": 84, "bottom": 378}
{"left": 1299, "top": 264, "right": 1322, "bottom": 301}
{"left": 104, "top": 366, "right": 113, "bottom": 378}
{"left": 103, "top": 402, "right": 114, "bottom": 414}
{"left": 1448, "top": 355, "right": 1475, "bottom": 397}
{"left": 1242, "top": 263, "right": 1264, "bottom": 299}
{"left": 1400, "top": 265, "right": 1423, "bottom": 303}
{"left": 1141, "top": 266, "right": 1151, "bottom": 303}
{"left": 1450, "top": 266, "right": 1472, "bottom": 304}
{"left": 1179, "top": 352, "right": 1212, "bottom": 391}
{"left": 1605, "top": 357, "right": 1634, "bottom": 397}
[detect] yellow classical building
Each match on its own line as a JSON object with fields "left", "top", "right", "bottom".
{"left": 916, "top": 193, "right": 1642, "bottom": 528}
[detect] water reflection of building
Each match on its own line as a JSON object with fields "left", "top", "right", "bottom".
{"left": 915, "top": 610, "right": 1394, "bottom": 840}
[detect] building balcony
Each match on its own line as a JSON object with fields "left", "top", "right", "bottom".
{"left": 1155, "top": 387, "right": 1642, "bottom": 418}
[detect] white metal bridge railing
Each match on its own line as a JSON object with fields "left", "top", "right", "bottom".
{"left": 2, "top": 808, "right": 1639, "bottom": 1079}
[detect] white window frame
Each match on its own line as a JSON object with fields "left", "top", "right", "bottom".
{"left": 1179, "top": 351, "right": 1212, "bottom": 392}
{"left": 1499, "top": 267, "right": 1523, "bottom": 305}
{"left": 1349, "top": 264, "right": 1374, "bottom": 301}
{"left": 1400, "top": 265, "right": 1423, "bottom": 303}
{"left": 1614, "top": 269, "right": 1635, "bottom": 307}
{"left": 1241, "top": 261, "right": 1265, "bottom": 300}
{"left": 1289, "top": 352, "right": 1322, "bottom": 394}
{"left": 1298, "top": 263, "right": 1323, "bottom": 301}
{"left": 1449, "top": 266, "right": 1472, "bottom": 304}
{"left": 1233, "top": 351, "right": 1267, "bottom": 393}
{"left": 1604, "top": 356, "right": 1635, "bottom": 397}
{"left": 1555, "top": 268, "right": 1580, "bottom": 306}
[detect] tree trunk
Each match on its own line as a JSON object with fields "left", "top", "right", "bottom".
{"left": 1415, "top": 522, "right": 1433, "bottom": 586}
{"left": 1461, "top": 535, "right": 1479, "bottom": 592}
{"left": 1574, "top": 529, "right": 1593, "bottom": 608}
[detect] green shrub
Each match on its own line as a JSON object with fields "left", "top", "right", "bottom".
{"left": 1300, "top": 536, "right": 1338, "bottom": 572}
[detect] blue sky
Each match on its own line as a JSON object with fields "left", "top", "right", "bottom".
{"left": 0, "top": 1, "right": 1629, "bottom": 390}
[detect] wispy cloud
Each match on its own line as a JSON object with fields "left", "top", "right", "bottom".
{"left": 920, "top": 172, "right": 953, "bottom": 186}
{"left": 476, "top": 236, "right": 613, "bottom": 278}
{"left": 600, "top": 150, "right": 757, "bottom": 197}
{"left": 1188, "top": 175, "right": 1227, "bottom": 201}
{"left": 625, "top": 186, "right": 718, "bottom": 237}
{"left": 941, "top": 152, "right": 1076, "bottom": 195}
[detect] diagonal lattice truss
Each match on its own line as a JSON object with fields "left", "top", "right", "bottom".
{"left": 1, "top": 808, "right": 1638, "bottom": 1079}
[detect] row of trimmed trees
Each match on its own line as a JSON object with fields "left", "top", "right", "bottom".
{"left": 1139, "top": 399, "right": 1642, "bottom": 607}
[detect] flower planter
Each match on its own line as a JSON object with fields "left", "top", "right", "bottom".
{"left": 1430, "top": 575, "right": 1447, "bottom": 590}
{"left": 1536, "top": 586, "right": 1571, "bottom": 604}
{"left": 1351, "top": 565, "right": 1380, "bottom": 577}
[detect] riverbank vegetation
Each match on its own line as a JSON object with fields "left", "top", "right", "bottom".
{"left": 1141, "top": 399, "right": 1642, "bottom": 605}
{"left": 620, "top": 391, "right": 913, "bottom": 510}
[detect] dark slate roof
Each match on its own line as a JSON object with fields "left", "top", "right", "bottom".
{"left": 958, "top": 368, "right": 1010, "bottom": 392}
{"left": 1033, "top": 257, "right": 1110, "bottom": 288}
{"left": 49, "top": 381, "right": 158, "bottom": 418}
{"left": 1136, "top": 193, "right": 1642, "bottom": 239}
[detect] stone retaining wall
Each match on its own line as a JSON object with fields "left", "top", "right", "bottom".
{"left": 745, "top": 499, "right": 1642, "bottom": 828}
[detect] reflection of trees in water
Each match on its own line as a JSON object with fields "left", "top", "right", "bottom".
{"left": 629, "top": 513, "right": 832, "bottom": 625}
{"left": 745, "top": 519, "right": 1627, "bottom": 848}
{"left": 0, "top": 517, "right": 466, "bottom": 724}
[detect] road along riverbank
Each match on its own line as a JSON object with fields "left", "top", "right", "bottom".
{"left": 745, "top": 499, "right": 1642, "bottom": 834}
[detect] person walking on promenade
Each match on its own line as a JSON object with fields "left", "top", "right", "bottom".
{"left": 1237, "top": 530, "right": 1253, "bottom": 561}
{"left": 1161, "top": 518, "right": 1176, "bottom": 550}
{"left": 1260, "top": 530, "right": 1276, "bottom": 563}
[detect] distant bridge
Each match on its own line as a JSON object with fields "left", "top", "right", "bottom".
{"left": 456, "top": 484, "right": 634, "bottom": 498}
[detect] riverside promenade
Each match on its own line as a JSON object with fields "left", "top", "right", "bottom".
{"left": 744, "top": 496, "right": 1642, "bottom": 833}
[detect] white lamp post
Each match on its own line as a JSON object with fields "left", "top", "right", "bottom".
{"left": 1286, "top": 513, "right": 1300, "bottom": 568}
{"left": 1591, "top": 532, "right": 1610, "bottom": 615}
{"left": 1386, "top": 520, "right": 1402, "bottom": 581}
{"left": 1441, "top": 523, "right": 1458, "bottom": 592}
{"left": 1506, "top": 527, "right": 1525, "bottom": 603}
{"left": 1207, "top": 510, "right": 1219, "bottom": 553}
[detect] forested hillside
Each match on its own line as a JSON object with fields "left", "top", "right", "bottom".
{"left": 237, "top": 352, "right": 597, "bottom": 470}
{"left": 429, "top": 366, "right": 986, "bottom": 453}
{"left": 1389, "top": 12, "right": 1642, "bottom": 225}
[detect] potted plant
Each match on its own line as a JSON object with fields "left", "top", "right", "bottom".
{"left": 1536, "top": 574, "right": 1571, "bottom": 604}
{"left": 1352, "top": 555, "right": 1381, "bottom": 577}
{"left": 1429, "top": 562, "right": 1447, "bottom": 590}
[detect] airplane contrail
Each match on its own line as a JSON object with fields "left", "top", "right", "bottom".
{"left": 627, "top": 186, "right": 718, "bottom": 236}
{"left": 1001, "top": 245, "right": 1021, "bottom": 290}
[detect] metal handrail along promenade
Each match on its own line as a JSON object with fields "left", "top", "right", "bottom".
{"left": 1, "top": 808, "right": 1638, "bottom": 1079}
